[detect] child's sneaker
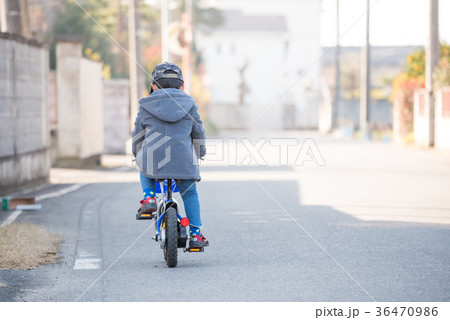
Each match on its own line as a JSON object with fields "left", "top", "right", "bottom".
{"left": 189, "top": 234, "right": 209, "bottom": 248}
{"left": 136, "top": 197, "right": 157, "bottom": 220}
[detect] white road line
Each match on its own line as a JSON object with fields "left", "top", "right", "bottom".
{"left": 35, "top": 183, "right": 85, "bottom": 202}
{"left": 74, "top": 258, "right": 102, "bottom": 270}
{"left": 74, "top": 222, "right": 156, "bottom": 302}
{"left": 1, "top": 183, "right": 86, "bottom": 227}
{"left": 0, "top": 210, "right": 23, "bottom": 227}
{"left": 72, "top": 198, "right": 103, "bottom": 271}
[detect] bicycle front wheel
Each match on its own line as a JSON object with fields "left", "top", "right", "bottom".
{"left": 163, "top": 206, "right": 178, "bottom": 268}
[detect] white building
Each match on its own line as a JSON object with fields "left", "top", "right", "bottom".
{"left": 196, "top": 0, "right": 322, "bottom": 130}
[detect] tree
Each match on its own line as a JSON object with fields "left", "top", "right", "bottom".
{"left": 391, "top": 44, "right": 450, "bottom": 100}
{"left": 391, "top": 44, "right": 450, "bottom": 140}
{"left": 435, "top": 44, "right": 450, "bottom": 87}
{"left": 143, "top": 0, "right": 223, "bottom": 90}
{"left": 47, "top": 0, "right": 222, "bottom": 79}
{"left": 48, "top": 0, "right": 117, "bottom": 77}
{"left": 174, "top": 0, "right": 224, "bottom": 29}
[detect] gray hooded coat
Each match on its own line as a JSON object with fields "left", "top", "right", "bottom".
{"left": 132, "top": 88, "right": 206, "bottom": 180}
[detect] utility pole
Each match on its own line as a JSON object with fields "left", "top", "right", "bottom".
{"left": 182, "top": 0, "right": 193, "bottom": 93}
{"left": 1, "top": 0, "right": 22, "bottom": 35}
{"left": 360, "top": 0, "right": 370, "bottom": 138}
{"left": 426, "top": 0, "right": 439, "bottom": 147}
{"left": 0, "top": 0, "right": 5, "bottom": 32}
{"left": 128, "top": 0, "right": 145, "bottom": 130}
{"left": 18, "top": 0, "right": 30, "bottom": 38}
{"left": 160, "top": 0, "right": 169, "bottom": 62}
{"left": 332, "top": 0, "right": 340, "bottom": 131}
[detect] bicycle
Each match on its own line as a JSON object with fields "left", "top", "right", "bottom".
{"left": 137, "top": 178, "right": 203, "bottom": 268}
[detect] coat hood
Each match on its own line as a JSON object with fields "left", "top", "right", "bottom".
{"left": 138, "top": 88, "right": 195, "bottom": 123}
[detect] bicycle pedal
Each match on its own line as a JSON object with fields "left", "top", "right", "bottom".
{"left": 136, "top": 212, "right": 155, "bottom": 220}
{"left": 184, "top": 247, "right": 204, "bottom": 253}
{"left": 152, "top": 235, "right": 158, "bottom": 241}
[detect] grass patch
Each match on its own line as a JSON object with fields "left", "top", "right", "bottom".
{"left": 0, "top": 223, "right": 61, "bottom": 270}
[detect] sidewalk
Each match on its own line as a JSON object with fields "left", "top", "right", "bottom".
{"left": 0, "top": 163, "right": 139, "bottom": 227}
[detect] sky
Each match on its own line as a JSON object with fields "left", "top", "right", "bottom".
{"left": 147, "top": 0, "right": 450, "bottom": 47}
{"left": 321, "top": 0, "right": 450, "bottom": 47}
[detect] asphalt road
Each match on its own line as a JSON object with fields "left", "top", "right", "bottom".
{"left": 1, "top": 131, "right": 449, "bottom": 302}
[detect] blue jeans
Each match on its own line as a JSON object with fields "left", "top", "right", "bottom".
{"left": 140, "top": 173, "right": 202, "bottom": 228}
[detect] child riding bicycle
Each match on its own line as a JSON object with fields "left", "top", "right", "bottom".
{"left": 131, "top": 62, "right": 208, "bottom": 248}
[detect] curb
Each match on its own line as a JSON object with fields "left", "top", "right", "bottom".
{"left": 0, "top": 183, "right": 86, "bottom": 227}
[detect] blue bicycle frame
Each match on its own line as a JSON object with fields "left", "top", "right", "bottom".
{"left": 155, "top": 179, "right": 185, "bottom": 239}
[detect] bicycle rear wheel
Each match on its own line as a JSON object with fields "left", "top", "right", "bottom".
{"left": 163, "top": 206, "right": 178, "bottom": 268}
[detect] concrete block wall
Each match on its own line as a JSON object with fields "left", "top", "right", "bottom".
{"left": 318, "top": 86, "right": 332, "bottom": 133}
{"left": 0, "top": 34, "right": 50, "bottom": 192}
{"left": 47, "top": 71, "right": 57, "bottom": 131}
{"left": 79, "top": 58, "right": 104, "bottom": 159}
{"left": 434, "top": 88, "right": 450, "bottom": 150}
{"left": 103, "top": 79, "right": 129, "bottom": 154}
{"left": 56, "top": 41, "right": 82, "bottom": 159}
{"left": 56, "top": 40, "right": 104, "bottom": 165}
{"left": 413, "top": 89, "right": 430, "bottom": 146}
{"left": 413, "top": 88, "right": 450, "bottom": 149}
